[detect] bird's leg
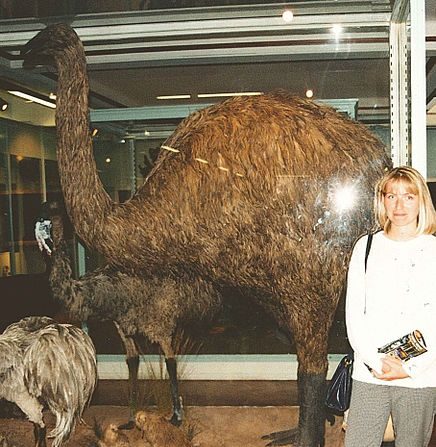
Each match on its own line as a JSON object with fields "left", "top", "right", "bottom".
{"left": 165, "top": 357, "right": 183, "bottom": 426}
{"left": 263, "top": 312, "right": 331, "bottom": 447}
{"left": 122, "top": 354, "right": 140, "bottom": 428}
{"left": 262, "top": 370, "right": 327, "bottom": 447}
{"left": 115, "top": 324, "right": 139, "bottom": 430}
{"left": 33, "top": 423, "right": 46, "bottom": 447}
{"left": 297, "top": 370, "right": 327, "bottom": 446}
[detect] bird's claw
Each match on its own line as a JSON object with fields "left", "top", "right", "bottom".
{"left": 169, "top": 413, "right": 182, "bottom": 427}
{"left": 261, "top": 428, "right": 299, "bottom": 446}
{"left": 118, "top": 420, "right": 135, "bottom": 430}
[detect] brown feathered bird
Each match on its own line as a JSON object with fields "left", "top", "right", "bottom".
{"left": 135, "top": 410, "right": 192, "bottom": 447}
{"left": 0, "top": 316, "right": 97, "bottom": 447}
{"left": 41, "top": 207, "right": 221, "bottom": 428}
{"left": 22, "top": 23, "right": 391, "bottom": 446}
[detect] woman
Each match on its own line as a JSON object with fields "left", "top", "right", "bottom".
{"left": 345, "top": 166, "right": 436, "bottom": 447}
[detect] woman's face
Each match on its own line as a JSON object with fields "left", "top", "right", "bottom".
{"left": 383, "top": 180, "right": 420, "bottom": 231}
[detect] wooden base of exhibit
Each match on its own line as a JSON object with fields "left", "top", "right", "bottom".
{"left": 0, "top": 405, "right": 346, "bottom": 447}
{"left": 3, "top": 404, "right": 436, "bottom": 446}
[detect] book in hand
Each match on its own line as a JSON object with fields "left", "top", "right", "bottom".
{"left": 378, "top": 330, "right": 427, "bottom": 361}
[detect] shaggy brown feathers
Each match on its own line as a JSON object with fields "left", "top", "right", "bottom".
{"left": 48, "top": 212, "right": 221, "bottom": 358}
{"left": 47, "top": 210, "right": 221, "bottom": 425}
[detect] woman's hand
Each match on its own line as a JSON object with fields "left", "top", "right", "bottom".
{"left": 372, "top": 356, "right": 410, "bottom": 380}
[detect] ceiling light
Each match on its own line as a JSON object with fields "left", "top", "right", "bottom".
{"left": 198, "top": 92, "right": 262, "bottom": 98}
{"left": 105, "top": 157, "right": 111, "bottom": 163}
{"left": 0, "top": 97, "right": 8, "bottom": 111}
{"left": 7, "top": 91, "right": 56, "bottom": 109}
{"left": 282, "top": 9, "right": 294, "bottom": 23}
{"left": 156, "top": 94, "right": 191, "bottom": 100}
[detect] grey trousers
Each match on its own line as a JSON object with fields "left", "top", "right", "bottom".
{"left": 344, "top": 380, "right": 436, "bottom": 447}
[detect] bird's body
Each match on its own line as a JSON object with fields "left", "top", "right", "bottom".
{"left": 46, "top": 211, "right": 221, "bottom": 426}
{"left": 22, "top": 23, "right": 391, "bottom": 446}
{"left": 0, "top": 316, "right": 97, "bottom": 447}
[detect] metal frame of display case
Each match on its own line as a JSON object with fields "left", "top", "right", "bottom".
{"left": 390, "top": 0, "right": 427, "bottom": 174}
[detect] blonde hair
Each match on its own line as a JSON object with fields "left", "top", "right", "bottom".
{"left": 374, "top": 166, "right": 436, "bottom": 235}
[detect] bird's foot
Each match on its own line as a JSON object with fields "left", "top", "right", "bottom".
{"left": 118, "top": 420, "right": 135, "bottom": 430}
{"left": 169, "top": 412, "right": 183, "bottom": 427}
{"left": 261, "top": 428, "right": 299, "bottom": 446}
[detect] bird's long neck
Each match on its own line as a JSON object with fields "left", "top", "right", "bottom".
{"left": 55, "top": 46, "right": 113, "bottom": 251}
{"left": 49, "top": 238, "right": 75, "bottom": 308}
{"left": 49, "top": 215, "right": 88, "bottom": 318}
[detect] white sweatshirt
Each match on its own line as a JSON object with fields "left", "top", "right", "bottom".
{"left": 345, "top": 231, "right": 436, "bottom": 388}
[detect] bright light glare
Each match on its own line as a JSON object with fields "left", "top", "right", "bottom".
{"left": 282, "top": 9, "right": 294, "bottom": 23}
{"left": 334, "top": 186, "right": 356, "bottom": 212}
{"left": 306, "top": 89, "right": 314, "bottom": 98}
{"left": 331, "top": 24, "right": 343, "bottom": 37}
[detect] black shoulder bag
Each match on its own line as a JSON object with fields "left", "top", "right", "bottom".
{"left": 325, "top": 232, "right": 373, "bottom": 413}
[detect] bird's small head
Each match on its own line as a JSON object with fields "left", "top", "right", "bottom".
{"left": 102, "top": 423, "right": 120, "bottom": 443}
{"left": 135, "top": 410, "right": 147, "bottom": 429}
{"left": 21, "top": 23, "right": 80, "bottom": 68}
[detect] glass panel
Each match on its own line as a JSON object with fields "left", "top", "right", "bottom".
{"left": 0, "top": 120, "right": 58, "bottom": 275}
{"left": 0, "top": 4, "right": 393, "bottom": 356}
{"left": 93, "top": 132, "right": 135, "bottom": 201}
{"left": 0, "top": 151, "right": 11, "bottom": 277}
{"left": 9, "top": 155, "right": 43, "bottom": 274}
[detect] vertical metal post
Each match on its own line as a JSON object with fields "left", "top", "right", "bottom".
{"left": 6, "top": 152, "right": 16, "bottom": 275}
{"left": 389, "top": 15, "right": 409, "bottom": 167}
{"left": 410, "top": 0, "right": 427, "bottom": 176}
{"left": 128, "top": 138, "right": 136, "bottom": 196}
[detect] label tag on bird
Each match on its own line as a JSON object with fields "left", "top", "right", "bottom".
{"left": 378, "top": 330, "right": 427, "bottom": 361}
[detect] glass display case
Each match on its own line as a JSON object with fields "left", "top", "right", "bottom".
{"left": 0, "top": 1, "right": 434, "bottom": 365}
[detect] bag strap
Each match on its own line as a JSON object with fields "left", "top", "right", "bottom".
{"left": 364, "top": 232, "right": 373, "bottom": 314}
{"left": 364, "top": 232, "right": 373, "bottom": 273}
